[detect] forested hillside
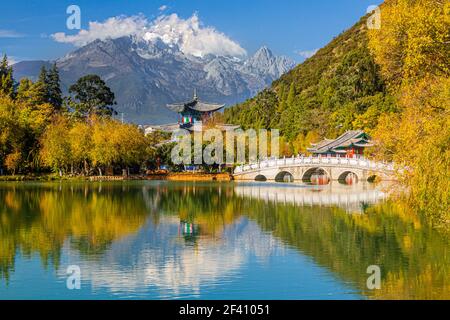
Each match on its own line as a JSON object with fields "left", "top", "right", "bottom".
{"left": 225, "top": 0, "right": 449, "bottom": 225}
{"left": 225, "top": 13, "right": 395, "bottom": 152}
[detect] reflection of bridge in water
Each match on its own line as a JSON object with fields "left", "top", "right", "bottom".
{"left": 233, "top": 156, "right": 395, "bottom": 183}
{"left": 235, "top": 182, "right": 389, "bottom": 213}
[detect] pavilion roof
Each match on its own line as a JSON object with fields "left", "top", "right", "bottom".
{"left": 167, "top": 92, "right": 225, "bottom": 114}
{"left": 307, "top": 130, "right": 373, "bottom": 154}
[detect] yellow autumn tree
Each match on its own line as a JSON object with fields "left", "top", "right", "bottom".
{"left": 117, "top": 122, "right": 149, "bottom": 173}
{"left": 368, "top": 0, "right": 450, "bottom": 225}
{"left": 5, "top": 150, "right": 21, "bottom": 175}
{"left": 69, "top": 121, "right": 93, "bottom": 175}
{"left": 292, "top": 130, "right": 320, "bottom": 155}
{"left": 368, "top": 0, "right": 449, "bottom": 89}
{"left": 90, "top": 119, "right": 120, "bottom": 176}
{"left": 90, "top": 118, "right": 149, "bottom": 175}
{"left": 40, "top": 117, "right": 72, "bottom": 176}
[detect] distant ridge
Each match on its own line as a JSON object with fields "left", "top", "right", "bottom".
{"left": 13, "top": 37, "right": 295, "bottom": 124}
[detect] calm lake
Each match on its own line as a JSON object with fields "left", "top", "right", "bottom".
{"left": 0, "top": 181, "right": 448, "bottom": 299}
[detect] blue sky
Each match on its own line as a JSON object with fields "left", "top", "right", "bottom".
{"left": 0, "top": 0, "right": 383, "bottom": 63}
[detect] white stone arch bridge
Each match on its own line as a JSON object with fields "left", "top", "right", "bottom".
{"left": 233, "top": 156, "right": 395, "bottom": 182}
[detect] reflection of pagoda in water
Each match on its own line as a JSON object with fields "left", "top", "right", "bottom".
{"left": 179, "top": 220, "right": 200, "bottom": 243}
{"left": 167, "top": 90, "right": 225, "bottom": 131}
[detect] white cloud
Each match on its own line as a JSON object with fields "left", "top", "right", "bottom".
{"left": 0, "top": 54, "right": 20, "bottom": 65}
{"left": 52, "top": 15, "right": 149, "bottom": 47}
{"left": 8, "top": 57, "right": 18, "bottom": 65}
{"left": 0, "top": 29, "right": 25, "bottom": 38}
{"left": 143, "top": 14, "right": 246, "bottom": 57}
{"left": 159, "top": 5, "right": 168, "bottom": 11}
{"left": 51, "top": 13, "right": 246, "bottom": 58}
{"left": 7, "top": 56, "right": 18, "bottom": 65}
{"left": 296, "top": 49, "right": 318, "bottom": 59}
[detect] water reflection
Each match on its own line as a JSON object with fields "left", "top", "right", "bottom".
{"left": 235, "top": 182, "right": 388, "bottom": 213}
{"left": 55, "top": 216, "right": 285, "bottom": 299}
{"left": 0, "top": 181, "right": 448, "bottom": 299}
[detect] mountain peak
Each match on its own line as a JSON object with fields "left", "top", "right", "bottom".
{"left": 240, "top": 46, "right": 295, "bottom": 79}
{"left": 253, "top": 46, "right": 274, "bottom": 60}
{"left": 14, "top": 40, "right": 296, "bottom": 124}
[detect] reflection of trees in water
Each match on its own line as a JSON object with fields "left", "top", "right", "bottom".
{"left": 154, "top": 182, "right": 240, "bottom": 239}
{"left": 0, "top": 182, "right": 449, "bottom": 299}
{"left": 0, "top": 183, "right": 149, "bottom": 281}
{"left": 247, "top": 200, "right": 449, "bottom": 299}
{"left": 155, "top": 184, "right": 450, "bottom": 300}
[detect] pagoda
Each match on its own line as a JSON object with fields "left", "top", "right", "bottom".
{"left": 308, "top": 130, "right": 373, "bottom": 158}
{"left": 166, "top": 90, "right": 225, "bottom": 130}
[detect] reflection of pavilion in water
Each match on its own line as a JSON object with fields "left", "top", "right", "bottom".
{"left": 179, "top": 221, "right": 200, "bottom": 243}
{"left": 235, "top": 182, "right": 388, "bottom": 213}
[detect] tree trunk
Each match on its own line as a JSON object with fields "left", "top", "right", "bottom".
{"left": 84, "top": 160, "right": 89, "bottom": 176}
{"left": 98, "top": 167, "right": 103, "bottom": 176}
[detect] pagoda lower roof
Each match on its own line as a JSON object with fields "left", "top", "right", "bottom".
{"left": 144, "top": 122, "right": 241, "bottom": 134}
{"left": 167, "top": 98, "right": 225, "bottom": 113}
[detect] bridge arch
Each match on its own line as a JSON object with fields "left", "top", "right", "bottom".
{"left": 338, "top": 171, "right": 359, "bottom": 185}
{"left": 275, "top": 171, "right": 294, "bottom": 183}
{"left": 232, "top": 157, "right": 395, "bottom": 182}
{"left": 302, "top": 167, "right": 330, "bottom": 184}
{"left": 255, "top": 174, "right": 267, "bottom": 182}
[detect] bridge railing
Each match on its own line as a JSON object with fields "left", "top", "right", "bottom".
{"left": 234, "top": 156, "right": 395, "bottom": 174}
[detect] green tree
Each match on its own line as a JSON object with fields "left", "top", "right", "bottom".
{"left": 69, "top": 75, "right": 117, "bottom": 118}
{"left": 32, "top": 64, "right": 63, "bottom": 112}
{"left": 16, "top": 78, "right": 46, "bottom": 106}
{"left": 47, "top": 63, "right": 63, "bottom": 111}
{"left": 37, "top": 66, "right": 49, "bottom": 99}
{"left": 0, "top": 55, "right": 14, "bottom": 98}
{"left": 286, "top": 82, "right": 296, "bottom": 108}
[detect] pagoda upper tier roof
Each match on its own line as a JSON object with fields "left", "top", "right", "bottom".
{"left": 167, "top": 94, "right": 225, "bottom": 114}
{"left": 307, "top": 130, "right": 373, "bottom": 154}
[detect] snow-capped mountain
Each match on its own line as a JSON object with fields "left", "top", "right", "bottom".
{"left": 13, "top": 36, "right": 295, "bottom": 124}
{"left": 240, "top": 46, "right": 294, "bottom": 79}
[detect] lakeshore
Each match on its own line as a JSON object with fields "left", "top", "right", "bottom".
{"left": 0, "top": 172, "right": 234, "bottom": 182}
